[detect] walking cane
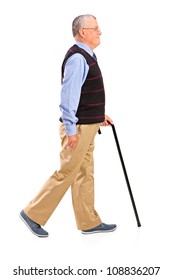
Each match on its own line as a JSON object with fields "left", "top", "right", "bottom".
{"left": 99, "top": 123, "right": 141, "bottom": 227}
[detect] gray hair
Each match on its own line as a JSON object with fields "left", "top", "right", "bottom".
{"left": 72, "top": 14, "right": 96, "bottom": 37}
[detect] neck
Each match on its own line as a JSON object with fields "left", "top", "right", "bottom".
{"left": 75, "top": 37, "right": 95, "bottom": 50}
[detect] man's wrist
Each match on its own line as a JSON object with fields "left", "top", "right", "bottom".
{"left": 65, "top": 123, "right": 77, "bottom": 136}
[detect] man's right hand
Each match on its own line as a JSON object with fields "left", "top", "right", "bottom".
{"left": 66, "top": 134, "right": 79, "bottom": 150}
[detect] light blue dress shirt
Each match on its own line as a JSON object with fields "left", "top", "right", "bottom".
{"left": 59, "top": 42, "right": 95, "bottom": 136}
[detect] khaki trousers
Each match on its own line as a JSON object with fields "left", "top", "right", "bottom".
{"left": 24, "top": 123, "right": 102, "bottom": 230}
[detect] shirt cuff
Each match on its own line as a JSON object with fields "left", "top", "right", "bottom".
{"left": 65, "top": 123, "right": 77, "bottom": 136}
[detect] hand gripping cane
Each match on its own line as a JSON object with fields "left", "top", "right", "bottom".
{"left": 100, "top": 122, "right": 141, "bottom": 227}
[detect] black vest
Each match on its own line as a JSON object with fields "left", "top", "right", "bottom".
{"left": 61, "top": 44, "right": 105, "bottom": 124}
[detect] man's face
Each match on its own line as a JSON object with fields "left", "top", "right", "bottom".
{"left": 81, "top": 17, "right": 102, "bottom": 50}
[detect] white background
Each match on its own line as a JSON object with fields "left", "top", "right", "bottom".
{"left": 0, "top": 0, "right": 173, "bottom": 279}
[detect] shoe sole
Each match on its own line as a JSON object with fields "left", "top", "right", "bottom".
{"left": 19, "top": 213, "right": 48, "bottom": 238}
{"left": 81, "top": 226, "right": 117, "bottom": 235}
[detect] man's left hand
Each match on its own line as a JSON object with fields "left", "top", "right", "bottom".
{"left": 100, "top": 115, "right": 114, "bottom": 126}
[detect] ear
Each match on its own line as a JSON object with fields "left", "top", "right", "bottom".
{"left": 78, "top": 28, "right": 85, "bottom": 38}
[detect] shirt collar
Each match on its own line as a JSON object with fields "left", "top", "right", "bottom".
{"left": 75, "top": 42, "right": 94, "bottom": 57}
